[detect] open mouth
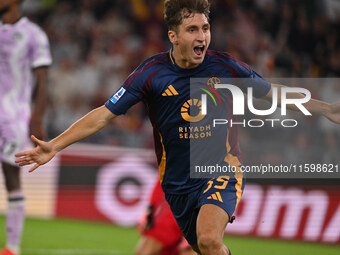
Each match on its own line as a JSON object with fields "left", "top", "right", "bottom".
{"left": 193, "top": 45, "right": 205, "bottom": 57}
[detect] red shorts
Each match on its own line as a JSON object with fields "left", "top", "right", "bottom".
{"left": 139, "top": 179, "right": 191, "bottom": 255}
{"left": 142, "top": 200, "right": 183, "bottom": 252}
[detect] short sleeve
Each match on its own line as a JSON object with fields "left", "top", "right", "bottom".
{"left": 104, "top": 54, "right": 161, "bottom": 115}
{"left": 30, "top": 26, "right": 52, "bottom": 68}
{"left": 231, "top": 60, "right": 271, "bottom": 98}
{"left": 105, "top": 86, "right": 141, "bottom": 115}
{"left": 105, "top": 66, "right": 147, "bottom": 115}
{"left": 243, "top": 69, "right": 271, "bottom": 98}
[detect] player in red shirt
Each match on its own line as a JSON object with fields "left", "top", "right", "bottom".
{"left": 136, "top": 177, "right": 195, "bottom": 255}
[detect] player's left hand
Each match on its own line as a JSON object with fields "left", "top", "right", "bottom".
{"left": 325, "top": 102, "right": 340, "bottom": 124}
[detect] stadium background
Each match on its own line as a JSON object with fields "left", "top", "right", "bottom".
{"left": 1, "top": 0, "right": 340, "bottom": 254}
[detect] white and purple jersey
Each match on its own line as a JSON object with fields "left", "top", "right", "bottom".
{"left": 0, "top": 17, "right": 52, "bottom": 124}
{"left": 0, "top": 17, "right": 52, "bottom": 164}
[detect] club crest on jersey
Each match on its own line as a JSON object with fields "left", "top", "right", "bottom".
{"left": 13, "top": 32, "right": 22, "bottom": 42}
{"left": 110, "top": 87, "right": 126, "bottom": 104}
{"left": 207, "top": 76, "right": 221, "bottom": 87}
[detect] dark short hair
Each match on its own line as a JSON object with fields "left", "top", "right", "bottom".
{"left": 164, "top": 0, "right": 211, "bottom": 31}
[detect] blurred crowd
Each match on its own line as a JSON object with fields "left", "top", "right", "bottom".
{"left": 23, "top": 0, "right": 339, "bottom": 165}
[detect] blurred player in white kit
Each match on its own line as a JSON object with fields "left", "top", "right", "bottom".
{"left": 0, "top": 0, "right": 52, "bottom": 254}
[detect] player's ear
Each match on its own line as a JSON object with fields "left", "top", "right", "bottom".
{"left": 168, "top": 30, "right": 178, "bottom": 45}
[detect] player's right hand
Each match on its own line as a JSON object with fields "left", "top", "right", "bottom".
{"left": 14, "top": 135, "right": 56, "bottom": 172}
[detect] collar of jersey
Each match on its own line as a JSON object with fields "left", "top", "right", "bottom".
{"left": 169, "top": 48, "right": 207, "bottom": 74}
{"left": 0, "top": 16, "right": 26, "bottom": 28}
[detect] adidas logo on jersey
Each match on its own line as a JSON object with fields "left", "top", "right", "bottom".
{"left": 162, "top": 85, "right": 179, "bottom": 96}
{"left": 207, "top": 192, "right": 223, "bottom": 202}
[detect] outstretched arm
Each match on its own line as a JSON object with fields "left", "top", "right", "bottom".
{"left": 264, "top": 83, "right": 340, "bottom": 124}
{"left": 15, "top": 105, "right": 117, "bottom": 172}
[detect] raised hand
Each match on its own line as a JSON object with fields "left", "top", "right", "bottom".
{"left": 15, "top": 135, "right": 56, "bottom": 172}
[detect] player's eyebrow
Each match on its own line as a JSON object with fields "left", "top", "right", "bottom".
{"left": 186, "top": 23, "right": 210, "bottom": 30}
{"left": 186, "top": 25, "right": 198, "bottom": 30}
{"left": 203, "top": 23, "right": 210, "bottom": 29}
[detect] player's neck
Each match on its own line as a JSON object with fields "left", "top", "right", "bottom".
{"left": 1, "top": 7, "right": 21, "bottom": 24}
{"left": 172, "top": 47, "right": 199, "bottom": 69}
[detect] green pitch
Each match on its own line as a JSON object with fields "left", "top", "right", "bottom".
{"left": 0, "top": 216, "right": 339, "bottom": 255}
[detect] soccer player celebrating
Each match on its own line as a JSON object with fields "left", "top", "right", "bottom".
{"left": 15, "top": 0, "right": 340, "bottom": 254}
{"left": 0, "top": 0, "right": 52, "bottom": 254}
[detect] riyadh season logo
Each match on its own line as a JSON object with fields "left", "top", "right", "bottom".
{"left": 182, "top": 82, "right": 312, "bottom": 128}
{"left": 181, "top": 77, "right": 223, "bottom": 122}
